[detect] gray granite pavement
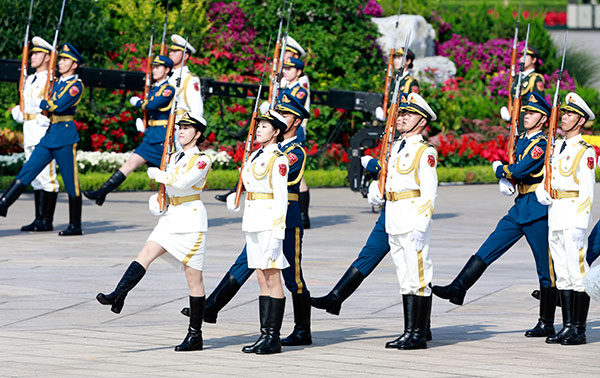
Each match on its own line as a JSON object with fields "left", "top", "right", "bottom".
{"left": 1, "top": 185, "right": 599, "bottom": 377}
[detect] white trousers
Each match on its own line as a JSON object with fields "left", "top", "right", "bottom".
{"left": 389, "top": 227, "right": 433, "bottom": 296}
{"left": 549, "top": 229, "right": 589, "bottom": 292}
{"left": 23, "top": 120, "right": 59, "bottom": 192}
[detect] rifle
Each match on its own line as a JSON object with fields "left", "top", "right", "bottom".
{"left": 507, "top": 24, "right": 530, "bottom": 165}
{"left": 270, "top": 1, "right": 293, "bottom": 108}
{"left": 159, "top": 0, "right": 170, "bottom": 55}
{"left": 544, "top": 32, "right": 568, "bottom": 198}
{"left": 234, "top": 37, "right": 273, "bottom": 208}
{"left": 507, "top": 0, "right": 522, "bottom": 114}
{"left": 382, "top": 0, "right": 403, "bottom": 117}
{"left": 378, "top": 31, "right": 411, "bottom": 196}
{"left": 267, "top": 0, "right": 287, "bottom": 103}
{"left": 142, "top": 1, "right": 158, "bottom": 132}
{"left": 157, "top": 36, "right": 188, "bottom": 211}
{"left": 42, "top": 0, "right": 66, "bottom": 113}
{"left": 19, "top": 0, "right": 35, "bottom": 112}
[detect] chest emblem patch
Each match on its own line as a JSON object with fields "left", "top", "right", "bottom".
{"left": 288, "top": 153, "right": 298, "bottom": 166}
{"left": 197, "top": 161, "right": 207, "bottom": 170}
{"left": 588, "top": 157, "right": 594, "bottom": 170}
{"left": 279, "top": 164, "right": 287, "bottom": 176}
{"left": 428, "top": 155, "right": 436, "bottom": 167}
{"left": 69, "top": 86, "right": 79, "bottom": 96}
{"left": 531, "top": 146, "right": 543, "bottom": 159}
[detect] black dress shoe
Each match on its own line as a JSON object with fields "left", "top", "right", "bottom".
{"left": 59, "top": 224, "right": 83, "bottom": 236}
{"left": 215, "top": 188, "right": 235, "bottom": 203}
{"left": 174, "top": 327, "right": 203, "bottom": 351}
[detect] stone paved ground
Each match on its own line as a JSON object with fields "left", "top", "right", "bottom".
{"left": 1, "top": 186, "right": 600, "bottom": 377}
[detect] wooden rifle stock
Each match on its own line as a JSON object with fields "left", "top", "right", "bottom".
{"left": 507, "top": 47, "right": 518, "bottom": 114}
{"left": 42, "top": 50, "right": 58, "bottom": 117}
{"left": 19, "top": 44, "right": 29, "bottom": 111}
{"left": 268, "top": 41, "right": 281, "bottom": 103}
{"left": 142, "top": 56, "right": 153, "bottom": 130}
{"left": 158, "top": 112, "right": 177, "bottom": 211}
{"left": 234, "top": 111, "right": 258, "bottom": 208}
{"left": 378, "top": 101, "right": 399, "bottom": 196}
{"left": 544, "top": 105, "right": 560, "bottom": 195}
{"left": 507, "top": 96, "right": 521, "bottom": 164}
{"left": 382, "top": 49, "right": 395, "bottom": 117}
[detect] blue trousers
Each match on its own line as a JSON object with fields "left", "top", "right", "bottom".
{"left": 229, "top": 226, "right": 308, "bottom": 294}
{"left": 16, "top": 142, "right": 79, "bottom": 196}
{"left": 587, "top": 219, "right": 600, "bottom": 265}
{"left": 475, "top": 214, "right": 554, "bottom": 288}
{"left": 350, "top": 206, "right": 390, "bottom": 276}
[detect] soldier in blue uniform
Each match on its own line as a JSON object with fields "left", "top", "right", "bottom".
{"left": 0, "top": 44, "right": 85, "bottom": 236}
{"left": 84, "top": 55, "right": 175, "bottom": 206}
{"left": 181, "top": 95, "right": 313, "bottom": 347}
{"left": 433, "top": 92, "right": 558, "bottom": 338}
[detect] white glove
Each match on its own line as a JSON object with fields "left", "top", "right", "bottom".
{"left": 147, "top": 167, "right": 160, "bottom": 180}
{"left": 499, "top": 178, "right": 515, "bottom": 196}
{"left": 411, "top": 230, "right": 426, "bottom": 251}
{"left": 500, "top": 106, "right": 511, "bottom": 122}
{"left": 361, "top": 155, "right": 373, "bottom": 169}
{"left": 266, "top": 237, "right": 283, "bottom": 261}
{"left": 11, "top": 105, "right": 24, "bottom": 123}
{"left": 36, "top": 114, "right": 50, "bottom": 127}
{"left": 28, "top": 98, "right": 42, "bottom": 110}
{"left": 259, "top": 101, "right": 271, "bottom": 115}
{"left": 148, "top": 193, "right": 165, "bottom": 216}
{"left": 135, "top": 118, "right": 145, "bottom": 133}
{"left": 572, "top": 228, "right": 586, "bottom": 250}
{"left": 535, "top": 185, "right": 553, "bottom": 206}
{"left": 367, "top": 180, "right": 385, "bottom": 206}
{"left": 226, "top": 193, "right": 241, "bottom": 212}
{"left": 375, "top": 106, "right": 385, "bottom": 121}
{"left": 492, "top": 160, "right": 503, "bottom": 173}
{"left": 129, "top": 96, "right": 141, "bottom": 107}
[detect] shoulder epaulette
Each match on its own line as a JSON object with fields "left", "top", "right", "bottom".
{"left": 579, "top": 140, "right": 593, "bottom": 149}
{"left": 274, "top": 150, "right": 284, "bottom": 157}
{"left": 419, "top": 140, "right": 435, "bottom": 148}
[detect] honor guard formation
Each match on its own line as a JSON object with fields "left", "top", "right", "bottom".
{"left": 1, "top": 0, "right": 600, "bottom": 356}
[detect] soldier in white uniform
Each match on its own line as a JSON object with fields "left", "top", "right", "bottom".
{"left": 368, "top": 93, "right": 437, "bottom": 350}
{"left": 10, "top": 37, "right": 59, "bottom": 232}
{"left": 536, "top": 93, "right": 596, "bottom": 345}
{"left": 227, "top": 110, "right": 290, "bottom": 354}
{"left": 97, "top": 112, "right": 211, "bottom": 352}
{"left": 167, "top": 34, "right": 203, "bottom": 120}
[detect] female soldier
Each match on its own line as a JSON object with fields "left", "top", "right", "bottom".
{"left": 226, "top": 110, "right": 290, "bottom": 354}
{"left": 96, "top": 112, "right": 211, "bottom": 352}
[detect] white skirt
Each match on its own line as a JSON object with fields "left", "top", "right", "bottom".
{"left": 147, "top": 220, "right": 206, "bottom": 271}
{"left": 246, "top": 231, "right": 290, "bottom": 270}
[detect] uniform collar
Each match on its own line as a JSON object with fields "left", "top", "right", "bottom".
{"left": 280, "top": 136, "right": 297, "bottom": 148}
{"left": 180, "top": 146, "right": 199, "bottom": 157}
{"left": 564, "top": 134, "right": 583, "bottom": 146}
{"left": 155, "top": 78, "right": 169, "bottom": 87}
{"left": 173, "top": 65, "right": 190, "bottom": 76}
{"left": 521, "top": 68, "right": 535, "bottom": 78}
{"left": 400, "top": 70, "right": 410, "bottom": 79}
{"left": 403, "top": 134, "right": 424, "bottom": 144}
{"left": 262, "top": 143, "right": 279, "bottom": 153}
{"left": 59, "top": 74, "right": 76, "bottom": 82}
{"left": 286, "top": 80, "right": 300, "bottom": 89}
{"left": 526, "top": 130, "right": 541, "bottom": 140}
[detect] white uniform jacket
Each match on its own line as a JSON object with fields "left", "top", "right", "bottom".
{"left": 241, "top": 144, "right": 289, "bottom": 240}
{"left": 168, "top": 65, "right": 203, "bottom": 119}
{"left": 22, "top": 71, "right": 49, "bottom": 148}
{"left": 156, "top": 146, "right": 211, "bottom": 233}
{"left": 385, "top": 134, "right": 438, "bottom": 235}
{"left": 548, "top": 135, "right": 596, "bottom": 231}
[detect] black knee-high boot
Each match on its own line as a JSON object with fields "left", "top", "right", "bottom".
{"left": 399, "top": 295, "right": 431, "bottom": 350}
{"left": 83, "top": 170, "right": 126, "bottom": 206}
{"left": 432, "top": 255, "right": 487, "bottom": 305}
{"left": 97, "top": 261, "right": 146, "bottom": 313}
{"left": 181, "top": 272, "right": 242, "bottom": 323}
{"left": 0, "top": 179, "right": 27, "bottom": 217}
{"left": 20, "top": 190, "right": 44, "bottom": 231}
{"left": 59, "top": 195, "right": 82, "bottom": 236}
{"left": 299, "top": 190, "right": 310, "bottom": 229}
{"left": 525, "top": 286, "right": 557, "bottom": 337}
{"left": 281, "top": 292, "right": 312, "bottom": 346}
{"left": 562, "top": 291, "right": 590, "bottom": 345}
{"left": 38, "top": 191, "right": 58, "bottom": 231}
{"left": 175, "top": 296, "right": 205, "bottom": 351}
{"left": 256, "top": 297, "right": 286, "bottom": 354}
{"left": 242, "top": 296, "right": 270, "bottom": 353}
{"left": 546, "top": 290, "right": 574, "bottom": 344}
{"left": 311, "top": 266, "right": 365, "bottom": 315}
{"left": 386, "top": 294, "right": 416, "bottom": 349}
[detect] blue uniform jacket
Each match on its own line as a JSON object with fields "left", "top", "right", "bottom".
{"left": 39, "top": 76, "right": 84, "bottom": 148}
{"left": 277, "top": 82, "right": 308, "bottom": 107}
{"left": 495, "top": 132, "right": 548, "bottom": 224}
{"left": 135, "top": 80, "right": 175, "bottom": 145}
{"left": 280, "top": 138, "right": 306, "bottom": 229}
